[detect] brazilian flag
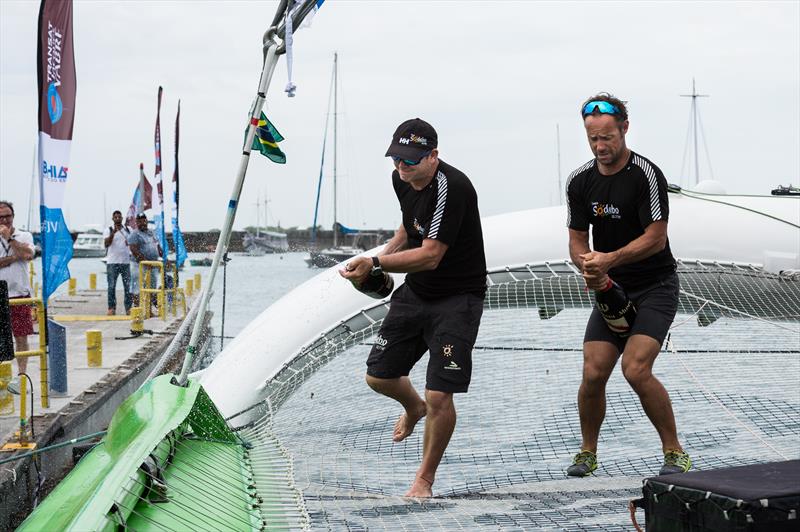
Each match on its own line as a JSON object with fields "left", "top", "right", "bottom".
{"left": 247, "top": 112, "right": 286, "bottom": 164}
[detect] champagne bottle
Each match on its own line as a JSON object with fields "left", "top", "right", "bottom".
{"left": 594, "top": 277, "right": 636, "bottom": 337}
{"left": 354, "top": 270, "right": 394, "bottom": 299}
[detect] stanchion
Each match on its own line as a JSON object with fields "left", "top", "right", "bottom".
{"left": 185, "top": 279, "right": 194, "bottom": 297}
{"left": 194, "top": 273, "right": 201, "bottom": 291}
{"left": 68, "top": 278, "right": 77, "bottom": 295}
{"left": 89, "top": 273, "right": 97, "bottom": 290}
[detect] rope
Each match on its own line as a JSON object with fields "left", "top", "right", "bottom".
{"left": 0, "top": 430, "right": 107, "bottom": 465}
{"left": 667, "top": 334, "right": 789, "bottom": 461}
{"left": 680, "top": 291, "right": 800, "bottom": 334}
{"left": 676, "top": 189, "right": 800, "bottom": 229}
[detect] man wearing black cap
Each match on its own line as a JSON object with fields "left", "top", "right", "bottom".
{"left": 341, "top": 118, "right": 486, "bottom": 497}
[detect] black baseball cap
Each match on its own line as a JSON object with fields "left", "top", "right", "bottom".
{"left": 136, "top": 213, "right": 147, "bottom": 219}
{"left": 385, "top": 118, "right": 438, "bottom": 160}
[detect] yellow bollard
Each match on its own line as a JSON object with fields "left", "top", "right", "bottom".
{"left": 89, "top": 272, "right": 97, "bottom": 290}
{"left": 68, "top": 278, "right": 77, "bottom": 295}
{"left": 185, "top": 279, "right": 194, "bottom": 297}
{"left": 131, "top": 307, "right": 144, "bottom": 334}
{"left": 0, "top": 362, "right": 14, "bottom": 415}
{"left": 193, "top": 273, "right": 201, "bottom": 291}
{"left": 86, "top": 330, "right": 102, "bottom": 367}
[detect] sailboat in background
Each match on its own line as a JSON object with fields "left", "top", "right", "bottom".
{"left": 243, "top": 192, "right": 289, "bottom": 255}
{"left": 305, "top": 52, "right": 378, "bottom": 268}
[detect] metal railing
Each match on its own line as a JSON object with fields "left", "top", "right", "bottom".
{"left": 7, "top": 297, "right": 49, "bottom": 408}
{"left": 138, "top": 261, "right": 186, "bottom": 320}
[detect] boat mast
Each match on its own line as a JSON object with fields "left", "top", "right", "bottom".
{"left": 333, "top": 52, "right": 338, "bottom": 248}
{"left": 681, "top": 78, "right": 709, "bottom": 186}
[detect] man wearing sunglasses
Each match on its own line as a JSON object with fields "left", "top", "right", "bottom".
{"left": 565, "top": 94, "right": 689, "bottom": 477}
{"left": 0, "top": 200, "right": 36, "bottom": 378}
{"left": 340, "top": 118, "right": 486, "bottom": 497}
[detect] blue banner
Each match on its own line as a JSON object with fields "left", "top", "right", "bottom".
{"left": 171, "top": 101, "right": 187, "bottom": 267}
{"left": 39, "top": 206, "right": 72, "bottom": 299}
{"left": 37, "top": 0, "right": 76, "bottom": 303}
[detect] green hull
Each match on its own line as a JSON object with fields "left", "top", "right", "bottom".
{"left": 19, "top": 375, "right": 273, "bottom": 531}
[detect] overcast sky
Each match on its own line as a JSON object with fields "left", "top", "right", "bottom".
{"left": 1, "top": 1, "right": 798, "bottom": 233}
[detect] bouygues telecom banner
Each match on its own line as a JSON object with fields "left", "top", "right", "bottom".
{"left": 37, "top": 0, "right": 76, "bottom": 302}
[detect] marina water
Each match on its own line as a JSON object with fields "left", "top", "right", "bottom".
{"left": 59, "top": 252, "right": 319, "bottom": 358}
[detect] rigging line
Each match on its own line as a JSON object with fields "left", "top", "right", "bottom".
{"left": 168, "top": 439, "right": 259, "bottom": 491}
{"left": 680, "top": 291, "right": 800, "bottom": 334}
{"left": 677, "top": 189, "right": 800, "bottom": 229}
{"left": 127, "top": 472, "right": 259, "bottom": 529}
{"left": 667, "top": 336, "right": 789, "bottom": 461}
{"left": 113, "top": 489, "right": 176, "bottom": 532}
{"left": 668, "top": 300, "right": 709, "bottom": 330}
{"left": 141, "top": 460, "right": 260, "bottom": 515}
{"left": 696, "top": 108, "right": 715, "bottom": 180}
{"left": 117, "top": 484, "right": 226, "bottom": 532}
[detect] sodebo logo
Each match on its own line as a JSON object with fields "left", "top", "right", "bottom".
{"left": 374, "top": 335, "right": 388, "bottom": 348}
{"left": 591, "top": 202, "right": 620, "bottom": 218}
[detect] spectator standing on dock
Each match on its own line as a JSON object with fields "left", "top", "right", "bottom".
{"left": 127, "top": 213, "right": 162, "bottom": 307}
{"left": 103, "top": 210, "right": 132, "bottom": 315}
{"left": 565, "top": 93, "right": 689, "bottom": 477}
{"left": 0, "top": 200, "right": 36, "bottom": 376}
{"left": 340, "top": 119, "right": 487, "bottom": 497}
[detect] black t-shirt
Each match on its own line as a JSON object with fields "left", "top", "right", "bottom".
{"left": 566, "top": 151, "right": 676, "bottom": 289}
{"left": 393, "top": 159, "right": 487, "bottom": 299}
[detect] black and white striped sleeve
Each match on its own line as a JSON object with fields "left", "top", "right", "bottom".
{"left": 632, "top": 154, "right": 669, "bottom": 226}
{"left": 426, "top": 170, "right": 463, "bottom": 245}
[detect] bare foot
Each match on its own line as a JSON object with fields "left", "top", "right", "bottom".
{"left": 392, "top": 403, "right": 427, "bottom": 442}
{"left": 404, "top": 474, "right": 433, "bottom": 497}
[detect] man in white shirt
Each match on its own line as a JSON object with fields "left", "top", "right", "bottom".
{"left": 103, "top": 210, "right": 132, "bottom": 315}
{"left": 0, "top": 201, "right": 36, "bottom": 376}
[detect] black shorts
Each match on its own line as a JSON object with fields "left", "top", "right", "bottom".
{"left": 584, "top": 272, "right": 680, "bottom": 352}
{"left": 366, "top": 284, "right": 484, "bottom": 393}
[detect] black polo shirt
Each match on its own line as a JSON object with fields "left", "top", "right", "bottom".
{"left": 393, "top": 159, "right": 487, "bottom": 299}
{"left": 566, "top": 151, "right": 676, "bottom": 289}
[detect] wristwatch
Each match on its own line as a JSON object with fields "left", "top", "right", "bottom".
{"left": 371, "top": 256, "right": 382, "bottom": 274}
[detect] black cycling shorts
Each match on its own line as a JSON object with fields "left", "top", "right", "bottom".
{"left": 584, "top": 272, "right": 680, "bottom": 352}
{"left": 366, "top": 283, "right": 484, "bottom": 393}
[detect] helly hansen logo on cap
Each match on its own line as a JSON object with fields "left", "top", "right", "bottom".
{"left": 399, "top": 134, "right": 428, "bottom": 146}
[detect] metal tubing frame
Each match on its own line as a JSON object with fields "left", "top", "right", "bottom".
{"left": 7, "top": 297, "right": 49, "bottom": 408}
{"left": 177, "top": 42, "right": 281, "bottom": 384}
{"left": 138, "top": 260, "right": 186, "bottom": 320}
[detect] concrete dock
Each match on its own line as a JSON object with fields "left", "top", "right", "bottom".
{"left": 0, "top": 285, "right": 210, "bottom": 529}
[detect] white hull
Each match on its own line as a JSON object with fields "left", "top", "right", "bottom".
{"left": 199, "top": 193, "right": 800, "bottom": 419}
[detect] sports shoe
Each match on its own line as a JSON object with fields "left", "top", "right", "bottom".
{"left": 660, "top": 450, "right": 691, "bottom": 475}
{"left": 566, "top": 450, "right": 598, "bottom": 477}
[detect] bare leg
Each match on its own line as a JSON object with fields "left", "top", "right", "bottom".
{"left": 405, "top": 389, "right": 456, "bottom": 497}
{"left": 14, "top": 335, "right": 29, "bottom": 375}
{"left": 578, "top": 341, "right": 620, "bottom": 453}
{"left": 365, "top": 375, "right": 427, "bottom": 442}
{"left": 621, "top": 335, "right": 682, "bottom": 452}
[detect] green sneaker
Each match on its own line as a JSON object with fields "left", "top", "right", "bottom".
{"left": 660, "top": 450, "right": 692, "bottom": 475}
{"left": 566, "top": 450, "right": 598, "bottom": 477}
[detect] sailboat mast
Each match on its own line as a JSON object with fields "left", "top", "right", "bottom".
{"left": 681, "top": 78, "right": 709, "bottom": 186}
{"left": 333, "top": 52, "right": 338, "bottom": 248}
